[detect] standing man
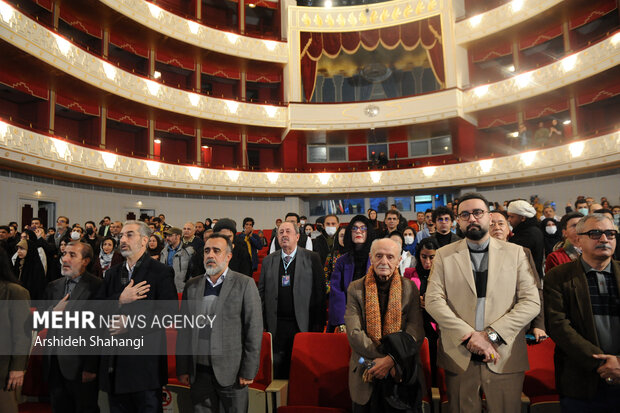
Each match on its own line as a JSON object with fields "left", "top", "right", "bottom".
{"left": 345, "top": 238, "right": 425, "bottom": 412}
{"left": 176, "top": 234, "right": 263, "bottom": 412}
{"left": 425, "top": 193, "right": 540, "bottom": 413}
{"left": 44, "top": 242, "right": 101, "bottom": 413}
{"left": 382, "top": 210, "right": 401, "bottom": 238}
{"left": 96, "top": 220, "right": 177, "bottom": 413}
{"left": 545, "top": 212, "right": 584, "bottom": 272}
{"left": 312, "top": 214, "right": 339, "bottom": 265}
{"left": 83, "top": 221, "right": 102, "bottom": 256}
{"left": 160, "top": 227, "right": 195, "bottom": 292}
{"left": 415, "top": 209, "right": 436, "bottom": 244}
{"left": 259, "top": 221, "right": 326, "bottom": 378}
{"left": 182, "top": 222, "right": 204, "bottom": 253}
{"left": 109, "top": 221, "right": 123, "bottom": 246}
{"left": 235, "top": 217, "right": 262, "bottom": 273}
{"left": 507, "top": 200, "right": 546, "bottom": 276}
{"left": 50, "top": 216, "right": 70, "bottom": 248}
{"left": 98, "top": 217, "right": 111, "bottom": 237}
{"left": 544, "top": 214, "right": 620, "bottom": 411}
{"left": 430, "top": 206, "right": 461, "bottom": 248}
{"left": 269, "top": 213, "right": 312, "bottom": 253}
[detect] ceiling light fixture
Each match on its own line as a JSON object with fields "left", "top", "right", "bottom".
{"left": 188, "top": 21, "right": 199, "bottom": 34}
{"left": 101, "top": 152, "right": 117, "bottom": 169}
{"left": 479, "top": 159, "right": 493, "bottom": 173}
{"left": 227, "top": 170, "right": 240, "bottom": 181}
{"left": 422, "top": 166, "right": 436, "bottom": 177}
{"left": 264, "top": 106, "right": 278, "bottom": 118}
{"left": 225, "top": 100, "right": 239, "bottom": 114}
{"left": 226, "top": 33, "right": 239, "bottom": 44}
{"left": 469, "top": 14, "right": 482, "bottom": 27}
{"left": 266, "top": 172, "right": 279, "bottom": 183}
{"left": 102, "top": 62, "right": 117, "bottom": 80}
{"left": 145, "top": 79, "right": 161, "bottom": 96}
{"left": 520, "top": 151, "right": 536, "bottom": 166}
{"left": 53, "top": 33, "right": 71, "bottom": 56}
{"left": 147, "top": 3, "right": 163, "bottom": 19}
{"left": 568, "top": 141, "right": 585, "bottom": 158}
{"left": 188, "top": 93, "right": 200, "bottom": 107}
{"left": 473, "top": 85, "right": 489, "bottom": 97}
{"left": 145, "top": 160, "right": 160, "bottom": 176}
{"left": 0, "top": 2, "right": 15, "bottom": 23}
{"left": 318, "top": 173, "right": 331, "bottom": 185}
{"left": 188, "top": 166, "right": 202, "bottom": 180}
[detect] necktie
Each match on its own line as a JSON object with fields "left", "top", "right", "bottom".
{"left": 283, "top": 255, "right": 291, "bottom": 265}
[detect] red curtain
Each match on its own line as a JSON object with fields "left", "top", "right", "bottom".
{"left": 59, "top": 7, "right": 102, "bottom": 38}
{"left": 109, "top": 33, "right": 149, "bottom": 58}
{"left": 577, "top": 82, "right": 620, "bottom": 106}
{"left": 300, "top": 15, "right": 444, "bottom": 101}
{"left": 519, "top": 23, "right": 562, "bottom": 50}
{"left": 201, "top": 61, "right": 240, "bottom": 79}
{"left": 155, "top": 120, "right": 195, "bottom": 136}
{"left": 226, "top": 0, "right": 278, "bottom": 9}
{"left": 107, "top": 110, "right": 148, "bottom": 128}
{"left": 155, "top": 50, "right": 195, "bottom": 71}
{"left": 56, "top": 95, "right": 100, "bottom": 116}
{"left": 0, "top": 71, "right": 49, "bottom": 100}
{"left": 524, "top": 99, "right": 569, "bottom": 120}
{"left": 570, "top": 0, "right": 617, "bottom": 29}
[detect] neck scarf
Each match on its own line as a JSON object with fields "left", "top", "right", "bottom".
{"left": 99, "top": 249, "right": 114, "bottom": 270}
{"left": 364, "top": 266, "right": 402, "bottom": 344}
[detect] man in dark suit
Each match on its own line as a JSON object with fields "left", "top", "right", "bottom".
{"left": 44, "top": 241, "right": 102, "bottom": 413}
{"left": 259, "top": 221, "right": 326, "bottom": 378}
{"left": 98, "top": 216, "right": 111, "bottom": 237}
{"left": 95, "top": 220, "right": 177, "bottom": 413}
{"left": 177, "top": 233, "right": 263, "bottom": 412}
{"left": 235, "top": 217, "right": 263, "bottom": 272}
{"left": 268, "top": 213, "right": 312, "bottom": 253}
{"left": 544, "top": 214, "right": 620, "bottom": 411}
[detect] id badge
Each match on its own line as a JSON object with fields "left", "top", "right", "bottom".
{"left": 282, "top": 275, "right": 290, "bottom": 287}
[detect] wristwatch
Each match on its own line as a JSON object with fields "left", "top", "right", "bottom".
{"left": 485, "top": 327, "right": 501, "bottom": 345}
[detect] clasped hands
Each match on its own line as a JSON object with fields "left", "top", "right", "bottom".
{"left": 462, "top": 331, "right": 500, "bottom": 364}
{"left": 363, "top": 356, "right": 396, "bottom": 382}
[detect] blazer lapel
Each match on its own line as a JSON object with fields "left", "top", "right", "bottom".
{"left": 293, "top": 250, "right": 303, "bottom": 301}
{"left": 572, "top": 263, "right": 599, "bottom": 346}
{"left": 485, "top": 238, "right": 502, "bottom": 298}
{"left": 454, "top": 241, "right": 476, "bottom": 295}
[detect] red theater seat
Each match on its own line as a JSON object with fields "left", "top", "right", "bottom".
{"left": 419, "top": 338, "right": 432, "bottom": 410}
{"left": 278, "top": 333, "right": 351, "bottom": 413}
{"left": 524, "top": 339, "right": 560, "bottom": 412}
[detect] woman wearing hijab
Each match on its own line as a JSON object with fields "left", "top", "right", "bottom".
{"left": 0, "top": 249, "right": 31, "bottom": 413}
{"left": 367, "top": 208, "right": 386, "bottom": 239}
{"left": 92, "top": 237, "right": 123, "bottom": 278}
{"left": 19, "top": 229, "right": 47, "bottom": 275}
{"left": 328, "top": 214, "right": 374, "bottom": 333}
{"left": 47, "top": 235, "right": 71, "bottom": 282}
{"left": 11, "top": 238, "right": 46, "bottom": 301}
{"left": 147, "top": 234, "right": 164, "bottom": 260}
{"left": 540, "top": 217, "right": 562, "bottom": 257}
{"left": 323, "top": 225, "right": 347, "bottom": 293}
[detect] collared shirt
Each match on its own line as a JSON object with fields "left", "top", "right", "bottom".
{"left": 64, "top": 274, "right": 82, "bottom": 296}
{"left": 581, "top": 258, "right": 620, "bottom": 355}
{"left": 206, "top": 267, "right": 229, "bottom": 288}
{"left": 281, "top": 247, "right": 298, "bottom": 271}
{"left": 166, "top": 242, "right": 183, "bottom": 267}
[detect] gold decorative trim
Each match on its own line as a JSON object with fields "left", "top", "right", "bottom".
{"left": 99, "top": 0, "right": 288, "bottom": 63}
{"left": 455, "top": 0, "right": 563, "bottom": 45}
{"left": 0, "top": 5, "right": 286, "bottom": 128}
{"left": 1, "top": 121, "right": 618, "bottom": 194}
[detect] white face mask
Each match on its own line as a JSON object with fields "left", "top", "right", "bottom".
{"left": 578, "top": 208, "right": 589, "bottom": 216}
{"left": 325, "top": 226, "right": 337, "bottom": 236}
{"left": 404, "top": 236, "right": 414, "bottom": 245}
{"left": 300, "top": 220, "right": 306, "bottom": 226}
{"left": 70, "top": 231, "right": 81, "bottom": 240}
{"left": 545, "top": 225, "right": 557, "bottom": 235}
{"left": 305, "top": 229, "right": 312, "bottom": 236}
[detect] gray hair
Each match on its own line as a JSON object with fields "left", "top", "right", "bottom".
{"left": 123, "top": 220, "right": 152, "bottom": 238}
{"left": 278, "top": 221, "right": 300, "bottom": 235}
{"left": 67, "top": 241, "right": 93, "bottom": 263}
{"left": 369, "top": 237, "right": 400, "bottom": 256}
{"left": 575, "top": 214, "right": 615, "bottom": 234}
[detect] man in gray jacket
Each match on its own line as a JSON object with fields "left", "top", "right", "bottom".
{"left": 160, "top": 227, "right": 194, "bottom": 292}
{"left": 176, "top": 233, "right": 262, "bottom": 413}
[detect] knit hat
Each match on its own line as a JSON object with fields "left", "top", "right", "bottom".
{"left": 507, "top": 200, "right": 537, "bottom": 218}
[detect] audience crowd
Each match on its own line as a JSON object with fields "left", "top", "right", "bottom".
{"left": 0, "top": 194, "right": 618, "bottom": 413}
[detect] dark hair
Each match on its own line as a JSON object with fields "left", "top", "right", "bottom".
{"left": 324, "top": 214, "right": 339, "bottom": 223}
{"left": 206, "top": 233, "right": 233, "bottom": 254}
{"left": 102, "top": 236, "right": 117, "bottom": 249}
{"left": 68, "top": 241, "right": 93, "bottom": 263}
{"left": 593, "top": 208, "right": 613, "bottom": 216}
{"left": 31, "top": 217, "right": 41, "bottom": 224}
{"left": 151, "top": 217, "right": 161, "bottom": 224}
{"left": 0, "top": 225, "right": 10, "bottom": 232}
{"left": 385, "top": 210, "right": 400, "bottom": 219}
{"left": 402, "top": 226, "right": 417, "bottom": 236}
{"left": 23, "top": 229, "right": 36, "bottom": 241}
{"left": 388, "top": 231, "right": 405, "bottom": 252}
{"left": 103, "top": 216, "right": 111, "bottom": 220}
{"left": 300, "top": 215, "right": 307, "bottom": 221}
{"left": 457, "top": 193, "right": 490, "bottom": 212}
{"left": 58, "top": 216, "right": 70, "bottom": 225}
{"left": 490, "top": 210, "right": 508, "bottom": 219}
{"left": 242, "top": 217, "right": 255, "bottom": 227}
{"left": 333, "top": 226, "right": 347, "bottom": 253}
{"left": 424, "top": 208, "right": 433, "bottom": 215}
{"left": 415, "top": 237, "right": 440, "bottom": 272}
{"left": 159, "top": 213, "right": 166, "bottom": 219}
{"left": 343, "top": 214, "right": 374, "bottom": 253}
{"left": 85, "top": 221, "right": 96, "bottom": 228}
{"left": 0, "top": 248, "right": 18, "bottom": 283}
{"left": 303, "top": 223, "right": 314, "bottom": 233}
{"left": 213, "top": 218, "right": 237, "bottom": 234}
{"left": 574, "top": 199, "right": 588, "bottom": 209}
{"left": 559, "top": 211, "right": 584, "bottom": 231}
{"left": 285, "top": 212, "right": 300, "bottom": 223}
{"left": 432, "top": 206, "right": 454, "bottom": 222}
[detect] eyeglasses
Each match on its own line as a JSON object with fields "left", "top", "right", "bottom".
{"left": 457, "top": 209, "right": 487, "bottom": 220}
{"left": 577, "top": 230, "right": 617, "bottom": 240}
{"left": 351, "top": 225, "right": 367, "bottom": 232}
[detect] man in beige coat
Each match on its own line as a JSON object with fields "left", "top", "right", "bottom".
{"left": 426, "top": 193, "right": 540, "bottom": 413}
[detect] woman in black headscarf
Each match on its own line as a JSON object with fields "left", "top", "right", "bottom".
{"left": 328, "top": 214, "right": 374, "bottom": 332}
{"left": 11, "top": 239, "right": 46, "bottom": 300}
{"left": 540, "top": 217, "right": 562, "bottom": 257}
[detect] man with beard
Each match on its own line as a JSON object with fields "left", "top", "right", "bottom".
{"left": 507, "top": 200, "right": 545, "bottom": 277}
{"left": 95, "top": 220, "right": 177, "bottom": 413}
{"left": 176, "top": 234, "right": 262, "bottom": 413}
{"left": 425, "top": 193, "right": 540, "bottom": 413}
{"left": 44, "top": 241, "right": 101, "bottom": 413}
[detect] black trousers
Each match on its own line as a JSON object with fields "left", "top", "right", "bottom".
{"left": 273, "top": 318, "right": 299, "bottom": 379}
{"left": 191, "top": 365, "right": 248, "bottom": 413}
{"left": 108, "top": 388, "right": 162, "bottom": 413}
{"left": 49, "top": 356, "right": 99, "bottom": 413}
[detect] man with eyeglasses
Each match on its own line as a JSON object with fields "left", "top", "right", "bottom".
{"left": 430, "top": 206, "right": 461, "bottom": 248}
{"left": 425, "top": 192, "right": 540, "bottom": 413}
{"left": 544, "top": 214, "right": 620, "bottom": 411}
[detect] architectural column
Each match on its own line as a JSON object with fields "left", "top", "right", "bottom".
{"left": 148, "top": 119, "right": 155, "bottom": 159}
{"left": 569, "top": 94, "right": 579, "bottom": 138}
{"left": 562, "top": 21, "right": 572, "bottom": 53}
{"left": 238, "top": 0, "right": 245, "bottom": 35}
{"left": 195, "top": 62, "right": 202, "bottom": 92}
{"left": 52, "top": 2, "right": 59, "bottom": 30}
{"left": 240, "top": 130, "right": 248, "bottom": 168}
{"left": 149, "top": 47, "right": 156, "bottom": 78}
{"left": 195, "top": 0, "right": 202, "bottom": 21}
{"left": 102, "top": 28, "right": 110, "bottom": 59}
{"left": 512, "top": 40, "right": 520, "bottom": 71}
{"left": 196, "top": 127, "right": 202, "bottom": 165}
{"left": 100, "top": 105, "right": 107, "bottom": 148}
{"left": 48, "top": 89, "right": 56, "bottom": 134}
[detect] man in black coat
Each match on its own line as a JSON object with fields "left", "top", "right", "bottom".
{"left": 95, "top": 221, "right": 177, "bottom": 413}
{"left": 507, "top": 200, "right": 545, "bottom": 276}
{"left": 44, "top": 241, "right": 102, "bottom": 413}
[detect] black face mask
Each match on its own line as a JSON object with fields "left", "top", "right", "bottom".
{"left": 86, "top": 228, "right": 94, "bottom": 236}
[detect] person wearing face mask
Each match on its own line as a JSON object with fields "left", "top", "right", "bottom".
{"left": 540, "top": 217, "right": 562, "bottom": 258}
{"left": 11, "top": 238, "right": 46, "bottom": 300}
{"left": 303, "top": 223, "right": 314, "bottom": 238}
{"left": 328, "top": 215, "right": 373, "bottom": 333}
{"left": 70, "top": 225, "right": 84, "bottom": 241}
{"left": 313, "top": 214, "right": 339, "bottom": 267}
{"left": 612, "top": 206, "right": 620, "bottom": 227}
{"left": 82, "top": 221, "right": 102, "bottom": 257}
{"left": 545, "top": 212, "right": 585, "bottom": 273}
{"left": 402, "top": 227, "right": 417, "bottom": 257}
{"left": 388, "top": 231, "right": 415, "bottom": 276}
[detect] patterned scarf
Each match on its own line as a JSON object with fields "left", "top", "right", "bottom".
{"left": 364, "top": 266, "right": 402, "bottom": 344}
